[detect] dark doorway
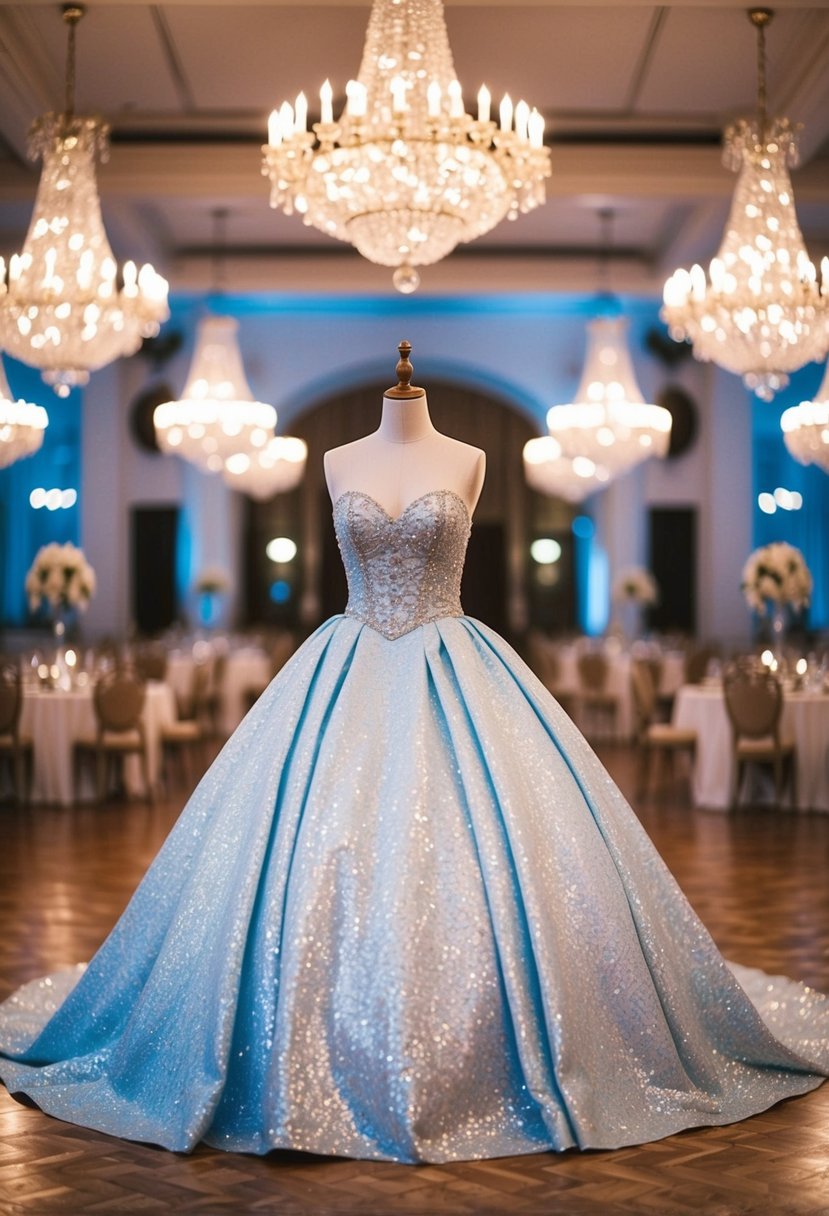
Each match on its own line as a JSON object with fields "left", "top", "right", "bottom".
{"left": 648, "top": 507, "right": 697, "bottom": 634}
{"left": 131, "top": 506, "right": 178, "bottom": 635}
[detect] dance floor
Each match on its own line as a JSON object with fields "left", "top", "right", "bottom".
{"left": 1, "top": 746, "right": 827, "bottom": 1215}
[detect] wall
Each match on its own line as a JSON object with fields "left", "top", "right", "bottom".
{"left": 3, "top": 291, "right": 779, "bottom": 645}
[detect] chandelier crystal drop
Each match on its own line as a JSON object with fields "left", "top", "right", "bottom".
{"left": 0, "top": 8, "right": 168, "bottom": 396}
{"left": 523, "top": 435, "right": 610, "bottom": 503}
{"left": 780, "top": 361, "right": 829, "bottom": 473}
{"left": 546, "top": 317, "right": 672, "bottom": 480}
{"left": 262, "top": 0, "right": 550, "bottom": 292}
{"left": 223, "top": 436, "right": 308, "bottom": 501}
{"left": 154, "top": 316, "right": 277, "bottom": 474}
{"left": 661, "top": 10, "right": 828, "bottom": 401}
{"left": 0, "top": 360, "right": 49, "bottom": 469}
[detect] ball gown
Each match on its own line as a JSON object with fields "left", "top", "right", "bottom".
{"left": 0, "top": 488, "right": 827, "bottom": 1163}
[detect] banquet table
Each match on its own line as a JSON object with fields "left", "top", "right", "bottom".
{"left": 672, "top": 682, "right": 829, "bottom": 812}
{"left": 166, "top": 647, "right": 272, "bottom": 736}
{"left": 20, "top": 680, "right": 177, "bottom": 807}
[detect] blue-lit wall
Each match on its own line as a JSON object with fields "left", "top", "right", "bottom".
{"left": 0, "top": 357, "right": 82, "bottom": 628}
{"left": 752, "top": 359, "right": 829, "bottom": 632}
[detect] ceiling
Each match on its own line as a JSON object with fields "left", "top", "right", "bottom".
{"left": 0, "top": 1, "right": 827, "bottom": 297}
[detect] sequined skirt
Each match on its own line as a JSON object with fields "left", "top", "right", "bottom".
{"left": 1, "top": 615, "right": 827, "bottom": 1162}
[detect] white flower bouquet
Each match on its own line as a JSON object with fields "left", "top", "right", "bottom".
{"left": 612, "top": 567, "right": 659, "bottom": 606}
{"left": 194, "top": 566, "right": 231, "bottom": 596}
{"left": 741, "top": 542, "right": 812, "bottom": 615}
{"left": 25, "top": 542, "right": 97, "bottom": 613}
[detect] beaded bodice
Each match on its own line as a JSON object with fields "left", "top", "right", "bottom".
{"left": 333, "top": 490, "right": 471, "bottom": 640}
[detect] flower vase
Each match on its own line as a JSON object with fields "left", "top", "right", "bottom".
{"left": 769, "top": 603, "right": 787, "bottom": 670}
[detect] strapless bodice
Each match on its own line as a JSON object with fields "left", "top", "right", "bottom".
{"left": 333, "top": 489, "right": 470, "bottom": 640}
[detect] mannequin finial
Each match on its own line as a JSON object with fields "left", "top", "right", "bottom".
{"left": 385, "top": 340, "right": 425, "bottom": 399}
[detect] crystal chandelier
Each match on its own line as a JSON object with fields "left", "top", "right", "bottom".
{"left": 780, "top": 361, "right": 829, "bottom": 473}
{"left": 523, "top": 435, "right": 610, "bottom": 503}
{"left": 223, "top": 436, "right": 308, "bottom": 501}
{"left": 0, "top": 6, "right": 168, "bottom": 397}
{"left": 262, "top": 0, "right": 551, "bottom": 293}
{"left": 0, "top": 360, "right": 49, "bottom": 469}
{"left": 662, "top": 9, "right": 828, "bottom": 402}
{"left": 154, "top": 315, "right": 278, "bottom": 474}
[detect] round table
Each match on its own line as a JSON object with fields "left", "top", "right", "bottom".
{"left": 20, "top": 680, "right": 177, "bottom": 807}
{"left": 672, "top": 682, "right": 829, "bottom": 812}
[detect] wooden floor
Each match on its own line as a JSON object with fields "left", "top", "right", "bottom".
{"left": 0, "top": 747, "right": 827, "bottom": 1216}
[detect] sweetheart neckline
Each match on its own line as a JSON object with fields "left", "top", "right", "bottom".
{"left": 333, "top": 488, "right": 472, "bottom": 524}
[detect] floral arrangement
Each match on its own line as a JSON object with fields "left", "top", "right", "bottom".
{"left": 194, "top": 566, "right": 231, "bottom": 596}
{"left": 741, "top": 542, "right": 812, "bottom": 615}
{"left": 25, "top": 542, "right": 97, "bottom": 613}
{"left": 612, "top": 567, "right": 659, "bottom": 606}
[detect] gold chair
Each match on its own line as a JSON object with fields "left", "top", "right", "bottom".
{"left": 723, "top": 665, "right": 797, "bottom": 809}
{"left": 0, "top": 663, "right": 33, "bottom": 803}
{"left": 134, "top": 647, "right": 168, "bottom": 683}
{"left": 75, "top": 668, "right": 153, "bottom": 803}
{"left": 630, "top": 660, "right": 696, "bottom": 796}
{"left": 576, "top": 651, "right": 619, "bottom": 738}
{"left": 244, "top": 633, "right": 296, "bottom": 711}
{"left": 162, "top": 662, "right": 210, "bottom": 789}
{"left": 684, "top": 644, "right": 720, "bottom": 685}
{"left": 527, "top": 632, "right": 575, "bottom": 718}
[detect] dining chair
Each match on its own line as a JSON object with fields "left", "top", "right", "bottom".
{"left": 0, "top": 663, "right": 33, "bottom": 803}
{"left": 527, "top": 632, "right": 575, "bottom": 718}
{"left": 630, "top": 660, "right": 696, "bottom": 797}
{"left": 722, "top": 664, "right": 797, "bottom": 809}
{"left": 244, "top": 632, "right": 296, "bottom": 711}
{"left": 134, "top": 646, "right": 168, "bottom": 683}
{"left": 75, "top": 668, "right": 153, "bottom": 803}
{"left": 684, "top": 644, "right": 720, "bottom": 685}
{"left": 576, "top": 651, "right": 619, "bottom": 738}
{"left": 162, "top": 662, "right": 211, "bottom": 789}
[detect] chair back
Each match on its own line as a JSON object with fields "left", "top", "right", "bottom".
{"left": 577, "top": 651, "right": 608, "bottom": 692}
{"left": 630, "top": 660, "right": 656, "bottom": 735}
{"left": 269, "top": 633, "right": 295, "bottom": 678}
{"left": 684, "top": 645, "right": 718, "bottom": 685}
{"left": 0, "top": 664, "right": 22, "bottom": 736}
{"left": 723, "top": 665, "right": 783, "bottom": 740}
{"left": 527, "top": 632, "right": 561, "bottom": 689}
{"left": 94, "top": 669, "right": 146, "bottom": 733}
{"left": 135, "top": 648, "right": 168, "bottom": 682}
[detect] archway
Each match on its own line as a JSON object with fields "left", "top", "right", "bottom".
{"left": 241, "top": 378, "right": 578, "bottom": 643}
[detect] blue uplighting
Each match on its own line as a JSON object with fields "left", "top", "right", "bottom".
{"left": 270, "top": 580, "right": 292, "bottom": 604}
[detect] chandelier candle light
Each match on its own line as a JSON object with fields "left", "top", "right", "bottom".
{"left": 0, "top": 6, "right": 168, "bottom": 396}
{"left": 262, "top": 0, "right": 551, "bottom": 293}
{"left": 662, "top": 8, "right": 828, "bottom": 401}
{"left": 0, "top": 360, "right": 48, "bottom": 469}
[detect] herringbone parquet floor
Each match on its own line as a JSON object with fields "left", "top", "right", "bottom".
{"left": 0, "top": 746, "right": 827, "bottom": 1216}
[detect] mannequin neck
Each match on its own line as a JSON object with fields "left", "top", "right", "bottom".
{"left": 377, "top": 393, "right": 435, "bottom": 443}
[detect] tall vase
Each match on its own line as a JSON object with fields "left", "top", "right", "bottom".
{"left": 769, "top": 602, "right": 787, "bottom": 671}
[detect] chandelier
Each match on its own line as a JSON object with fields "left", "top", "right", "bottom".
{"left": 0, "top": 360, "right": 49, "bottom": 469}
{"left": 780, "top": 361, "right": 829, "bottom": 473}
{"left": 0, "top": 6, "right": 168, "bottom": 397}
{"left": 661, "top": 9, "right": 828, "bottom": 402}
{"left": 154, "top": 315, "right": 277, "bottom": 474}
{"left": 523, "top": 436, "right": 610, "bottom": 503}
{"left": 223, "top": 437, "right": 308, "bottom": 501}
{"left": 262, "top": 0, "right": 551, "bottom": 293}
{"left": 546, "top": 316, "right": 671, "bottom": 479}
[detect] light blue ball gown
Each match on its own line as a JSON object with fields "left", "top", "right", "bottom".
{"left": 1, "top": 489, "right": 827, "bottom": 1163}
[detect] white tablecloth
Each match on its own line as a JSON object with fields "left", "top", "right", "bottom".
{"left": 167, "top": 649, "right": 272, "bottom": 735}
{"left": 672, "top": 683, "right": 829, "bottom": 812}
{"left": 551, "top": 645, "right": 686, "bottom": 741}
{"left": 21, "top": 680, "right": 177, "bottom": 807}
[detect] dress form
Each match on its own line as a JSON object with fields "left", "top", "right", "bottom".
{"left": 324, "top": 342, "right": 485, "bottom": 519}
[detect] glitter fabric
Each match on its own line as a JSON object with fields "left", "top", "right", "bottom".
{"left": 0, "top": 488, "right": 827, "bottom": 1163}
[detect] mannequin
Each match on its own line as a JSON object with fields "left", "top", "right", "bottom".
{"left": 324, "top": 341, "right": 485, "bottom": 519}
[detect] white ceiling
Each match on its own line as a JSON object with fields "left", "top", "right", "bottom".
{"left": 0, "top": 1, "right": 827, "bottom": 296}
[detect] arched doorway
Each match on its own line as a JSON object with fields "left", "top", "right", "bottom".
{"left": 242, "top": 378, "right": 577, "bottom": 644}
